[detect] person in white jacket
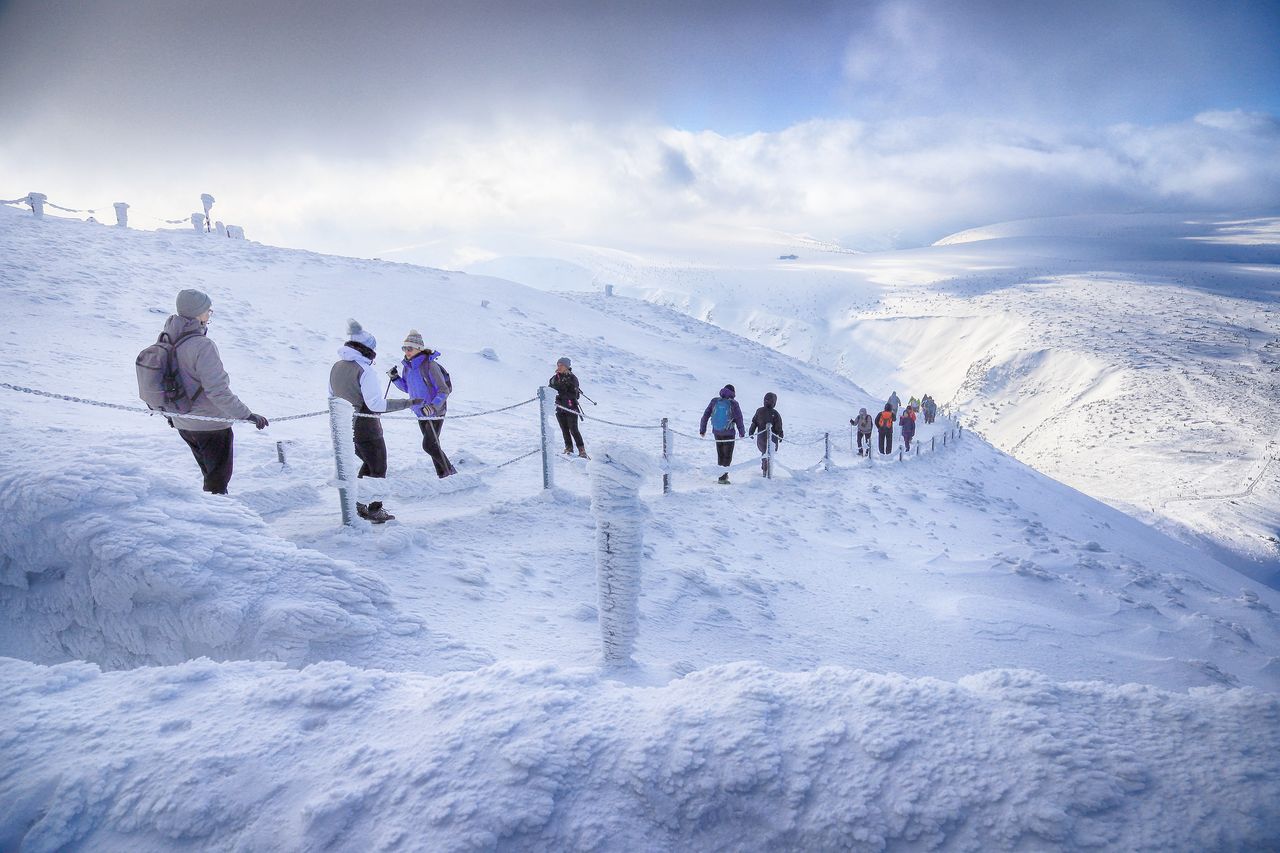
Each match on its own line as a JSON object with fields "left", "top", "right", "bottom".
{"left": 328, "top": 319, "right": 419, "bottom": 523}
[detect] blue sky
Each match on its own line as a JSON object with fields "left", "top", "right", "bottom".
{"left": 1, "top": 0, "right": 1277, "bottom": 257}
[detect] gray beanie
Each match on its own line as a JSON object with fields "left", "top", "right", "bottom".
{"left": 403, "top": 329, "right": 425, "bottom": 351}
{"left": 176, "top": 288, "right": 212, "bottom": 319}
{"left": 345, "top": 318, "right": 377, "bottom": 351}
{"left": 557, "top": 356, "right": 571, "bottom": 369}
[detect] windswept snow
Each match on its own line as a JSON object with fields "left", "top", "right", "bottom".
{"left": 1, "top": 205, "right": 1278, "bottom": 849}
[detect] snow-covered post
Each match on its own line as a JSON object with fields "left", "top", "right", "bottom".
{"left": 931, "top": 436, "right": 936, "bottom": 453}
{"left": 824, "top": 432, "right": 832, "bottom": 471}
{"left": 661, "top": 416, "right": 672, "bottom": 495}
{"left": 328, "top": 396, "right": 359, "bottom": 526}
{"left": 898, "top": 445, "right": 903, "bottom": 462}
{"left": 604, "top": 284, "right": 615, "bottom": 297}
{"left": 113, "top": 202, "right": 129, "bottom": 228}
{"left": 590, "top": 445, "right": 651, "bottom": 668}
{"left": 200, "top": 193, "right": 215, "bottom": 231}
{"left": 27, "top": 192, "right": 46, "bottom": 218}
{"left": 276, "top": 440, "right": 287, "bottom": 465}
{"left": 765, "top": 423, "right": 774, "bottom": 479}
{"left": 958, "top": 421, "right": 963, "bottom": 438}
{"left": 537, "top": 385, "right": 555, "bottom": 490}
{"left": 850, "top": 422, "right": 855, "bottom": 455}
{"left": 191, "top": 213, "right": 205, "bottom": 232}
{"left": 215, "top": 220, "right": 226, "bottom": 237}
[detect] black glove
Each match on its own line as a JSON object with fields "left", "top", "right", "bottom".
{"left": 849, "top": 418, "right": 855, "bottom": 425}
{"left": 248, "top": 414, "right": 269, "bottom": 429}
{"left": 387, "top": 366, "right": 400, "bottom": 379}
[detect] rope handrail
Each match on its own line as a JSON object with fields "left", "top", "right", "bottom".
{"left": 353, "top": 397, "right": 537, "bottom": 421}
{"left": 0, "top": 382, "right": 325, "bottom": 424}
{"left": 555, "top": 402, "right": 662, "bottom": 430}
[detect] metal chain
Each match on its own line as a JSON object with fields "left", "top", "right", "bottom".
{"left": 352, "top": 397, "right": 537, "bottom": 421}
{"left": 555, "top": 403, "right": 663, "bottom": 429}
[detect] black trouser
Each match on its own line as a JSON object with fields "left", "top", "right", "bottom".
{"left": 903, "top": 431, "right": 914, "bottom": 451}
{"left": 418, "top": 418, "right": 455, "bottom": 478}
{"left": 878, "top": 427, "right": 893, "bottom": 455}
{"left": 179, "top": 427, "right": 234, "bottom": 494}
{"left": 556, "top": 410, "right": 585, "bottom": 451}
{"left": 714, "top": 433, "right": 735, "bottom": 467}
{"left": 756, "top": 433, "right": 779, "bottom": 474}
{"left": 857, "top": 430, "right": 871, "bottom": 453}
{"left": 353, "top": 415, "right": 388, "bottom": 479}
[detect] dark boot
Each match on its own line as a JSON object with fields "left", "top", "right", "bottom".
{"left": 365, "top": 501, "right": 395, "bottom": 524}
{"left": 356, "top": 502, "right": 370, "bottom": 519}
{"left": 718, "top": 472, "right": 730, "bottom": 484}
{"left": 578, "top": 448, "right": 590, "bottom": 459}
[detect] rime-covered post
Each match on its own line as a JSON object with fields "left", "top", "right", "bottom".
{"left": 590, "top": 445, "right": 651, "bottom": 668}
{"left": 215, "top": 220, "right": 226, "bottom": 237}
{"left": 661, "top": 416, "right": 672, "bottom": 495}
{"left": 958, "top": 420, "right": 963, "bottom": 438}
{"left": 537, "top": 385, "right": 555, "bottom": 490}
{"left": 113, "top": 202, "right": 129, "bottom": 228}
{"left": 765, "top": 423, "right": 774, "bottom": 479}
{"left": 931, "top": 436, "right": 936, "bottom": 452}
{"left": 276, "top": 440, "right": 287, "bottom": 465}
{"left": 824, "top": 432, "right": 832, "bottom": 471}
{"left": 850, "top": 422, "right": 855, "bottom": 455}
{"left": 328, "top": 396, "right": 359, "bottom": 526}
{"left": 200, "top": 193, "right": 215, "bottom": 231}
{"left": 27, "top": 192, "right": 46, "bottom": 219}
{"left": 604, "top": 284, "right": 615, "bottom": 297}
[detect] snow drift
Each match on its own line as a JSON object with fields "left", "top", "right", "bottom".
{"left": 0, "top": 447, "right": 482, "bottom": 671}
{"left": 1, "top": 656, "right": 1276, "bottom": 851}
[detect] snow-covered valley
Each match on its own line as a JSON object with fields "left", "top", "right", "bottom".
{"left": 1, "top": 205, "right": 1278, "bottom": 850}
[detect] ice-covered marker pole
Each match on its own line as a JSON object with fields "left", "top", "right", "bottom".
{"left": 200, "top": 193, "right": 215, "bottom": 225}
{"left": 215, "top": 220, "right": 226, "bottom": 237}
{"left": 590, "top": 444, "right": 652, "bottom": 668}
{"left": 191, "top": 213, "right": 205, "bottom": 232}
{"left": 327, "top": 396, "right": 360, "bottom": 526}
{"left": 27, "top": 192, "right": 46, "bottom": 218}
{"left": 537, "top": 385, "right": 555, "bottom": 490}
{"left": 113, "top": 202, "right": 129, "bottom": 228}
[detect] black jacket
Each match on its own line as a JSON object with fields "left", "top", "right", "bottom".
{"left": 549, "top": 370, "right": 581, "bottom": 410}
{"left": 749, "top": 405, "right": 783, "bottom": 441}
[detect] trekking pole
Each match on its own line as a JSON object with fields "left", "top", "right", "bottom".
{"left": 580, "top": 392, "right": 598, "bottom": 406}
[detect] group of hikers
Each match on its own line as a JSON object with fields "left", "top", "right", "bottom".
{"left": 849, "top": 391, "right": 938, "bottom": 458}
{"left": 143, "top": 289, "right": 943, "bottom": 523}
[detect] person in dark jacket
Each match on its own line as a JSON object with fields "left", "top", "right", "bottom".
{"left": 850, "top": 407, "right": 873, "bottom": 456}
{"left": 390, "top": 329, "right": 456, "bottom": 478}
{"left": 749, "top": 392, "right": 784, "bottom": 477}
{"left": 699, "top": 384, "right": 745, "bottom": 483}
{"left": 166, "top": 289, "right": 269, "bottom": 495}
{"left": 329, "top": 319, "right": 419, "bottom": 523}
{"left": 548, "top": 356, "right": 588, "bottom": 459}
{"left": 899, "top": 405, "right": 917, "bottom": 452}
{"left": 875, "top": 404, "right": 895, "bottom": 455}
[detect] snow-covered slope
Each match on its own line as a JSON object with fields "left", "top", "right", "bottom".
{"left": 475, "top": 213, "right": 1280, "bottom": 589}
{"left": 1, "top": 206, "right": 1278, "bottom": 849}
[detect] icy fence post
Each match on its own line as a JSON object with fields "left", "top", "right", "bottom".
{"left": 590, "top": 445, "right": 651, "bottom": 668}
{"left": 200, "top": 193, "right": 215, "bottom": 231}
{"left": 113, "top": 202, "right": 129, "bottom": 228}
{"left": 27, "top": 192, "right": 46, "bottom": 218}
{"left": 765, "top": 423, "right": 774, "bottom": 479}
{"left": 276, "top": 440, "right": 287, "bottom": 465}
{"left": 328, "top": 396, "right": 359, "bottom": 527}
{"left": 661, "top": 417, "right": 672, "bottom": 495}
{"left": 958, "top": 420, "right": 963, "bottom": 438}
{"left": 850, "top": 423, "right": 854, "bottom": 455}
{"left": 931, "top": 436, "right": 936, "bottom": 452}
{"left": 537, "top": 385, "right": 555, "bottom": 490}
{"left": 898, "top": 446, "right": 903, "bottom": 462}
{"left": 824, "top": 432, "right": 832, "bottom": 471}
{"left": 215, "top": 220, "right": 226, "bottom": 237}
{"left": 191, "top": 213, "right": 205, "bottom": 232}
{"left": 604, "top": 284, "right": 615, "bottom": 297}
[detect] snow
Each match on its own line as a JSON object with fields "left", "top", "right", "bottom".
{"left": 1, "top": 205, "right": 1278, "bottom": 848}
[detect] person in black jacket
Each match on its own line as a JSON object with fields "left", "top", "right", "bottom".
{"left": 749, "top": 392, "right": 784, "bottom": 477}
{"left": 549, "top": 356, "right": 589, "bottom": 459}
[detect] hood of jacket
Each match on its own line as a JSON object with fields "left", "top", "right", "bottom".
{"left": 162, "top": 313, "right": 206, "bottom": 341}
{"left": 763, "top": 392, "right": 776, "bottom": 408}
{"left": 719, "top": 385, "right": 735, "bottom": 399}
{"left": 337, "top": 343, "right": 373, "bottom": 366}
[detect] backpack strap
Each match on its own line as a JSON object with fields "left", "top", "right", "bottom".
{"left": 171, "top": 328, "right": 206, "bottom": 402}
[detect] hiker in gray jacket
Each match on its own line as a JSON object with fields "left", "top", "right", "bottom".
{"left": 166, "top": 289, "right": 268, "bottom": 495}
{"left": 329, "top": 319, "right": 420, "bottom": 524}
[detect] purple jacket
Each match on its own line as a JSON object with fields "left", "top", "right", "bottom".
{"left": 899, "top": 410, "right": 917, "bottom": 438}
{"left": 700, "top": 386, "right": 745, "bottom": 437}
{"left": 392, "top": 350, "right": 449, "bottom": 418}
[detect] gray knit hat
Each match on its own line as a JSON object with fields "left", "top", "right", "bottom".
{"left": 557, "top": 356, "right": 571, "bottom": 368}
{"left": 345, "top": 318, "right": 376, "bottom": 350}
{"left": 176, "top": 288, "right": 212, "bottom": 319}
{"left": 403, "top": 329, "right": 425, "bottom": 351}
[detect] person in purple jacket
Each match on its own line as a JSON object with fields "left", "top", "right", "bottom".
{"left": 699, "top": 383, "right": 745, "bottom": 484}
{"left": 389, "top": 329, "right": 456, "bottom": 478}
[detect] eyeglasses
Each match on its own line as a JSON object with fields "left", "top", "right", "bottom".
{"left": 402, "top": 346, "right": 416, "bottom": 353}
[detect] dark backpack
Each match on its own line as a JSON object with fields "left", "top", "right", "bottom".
{"left": 419, "top": 355, "right": 453, "bottom": 398}
{"left": 136, "top": 329, "right": 203, "bottom": 414}
{"left": 710, "top": 398, "right": 734, "bottom": 431}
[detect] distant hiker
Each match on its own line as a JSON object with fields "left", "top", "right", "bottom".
{"left": 330, "top": 319, "right": 420, "bottom": 523}
{"left": 908, "top": 395, "right": 921, "bottom": 413}
{"left": 390, "top": 330, "right": 456, "bottom": 479}
{"left": 548, "top": 356, "right": 589, "bottom": 459}
{"left": 850, "top": 407, "right": 873, "bottom": 456}
{"left": 887, "top": 391, "right": 901, "bottom": 417}
{"left": 147, "top": 289, "right": 268, "bottom": 495}
{"left": 700, "top": 384, "right": 745, "bottom": 484}
{"left": 922, "top": 395, "right": 936, "bottom": 424}
{"left": 900, "top": 405, "right": 917, "bottom": 452}
{"left": 749, "top": 392, "right": 784, "bottom": 477}
{"left": 876, "top": 404, "right": 895, "bottom": 455}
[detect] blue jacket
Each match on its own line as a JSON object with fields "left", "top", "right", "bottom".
{"left": 392, "top": 351, "right": 450, "bottom": 418}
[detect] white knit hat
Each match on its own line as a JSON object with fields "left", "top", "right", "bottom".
{"left": 345, "top": 318, "right": 376, "bottom": 350}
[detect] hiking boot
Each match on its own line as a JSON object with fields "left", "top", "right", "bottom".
{"left": 562, "top": 447, "right": 574, "bottom": 455}
{"left": 578, "top": 449, "right": 590, "bottom": 459}
{"left": 365, "top": 501, "right": 395, "bottom": 524}
{"left": 717, "top": 472, "right": 730, "bottom": 484}
{"left": 356, "top": 502, "right": 370, "bottom": 519}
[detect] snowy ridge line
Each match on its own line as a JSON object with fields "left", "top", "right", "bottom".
{"left": 2, "top": 192, "right": 205, "bottom": 225}
{"left": 352, "top": 397, "right": 538, "bottom": 421}
{"left": 0, "top": 382, "right": 326, "bottom": 424}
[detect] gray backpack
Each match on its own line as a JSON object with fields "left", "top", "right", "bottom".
{"left": 136, "top": 329, "right": 203, "bottom": 414}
